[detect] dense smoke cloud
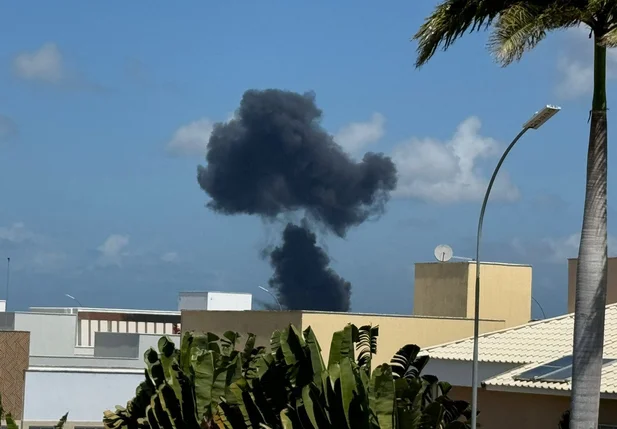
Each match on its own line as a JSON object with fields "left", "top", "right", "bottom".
{"left": 269, "top": 222, "right": 351, "bottom": 311}
{"left": 197, "top": 89, "right": 397, "bottom": 311}
{"left": 197, "top": 89, "right": 397, "bottom": 237}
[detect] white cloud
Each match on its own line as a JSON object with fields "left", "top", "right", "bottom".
{"left": 556, "top": 57, "right": 595, "bottom": 99}
{"left": 166, "top": 118, "right": 214, "bottom": 157}
{"left": 392, "top": 116, "right": 520, "bottom": 203}
{"left": 556, "top": 26, "right": 617, "bottom": 99}
{"left": 13, "top": 43, "right": 64, "bottom": 84}
{"left": 97, "top": 234, "right": 129, "bottom": 266}
{"left": 544, "top": 232, "right": 617, "bottom": 263}
{"left": 161, "top": 251, "right": 178, "bottom": 263}
{"left": 0, "top": 222, "right": 38, "bottom": 243}
{"left": 334, "top": 113, "right": 385, "bottom": 154}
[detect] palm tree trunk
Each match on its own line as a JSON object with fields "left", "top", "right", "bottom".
{"left": 570, "top": 39, "right": 609, "bottom": 429}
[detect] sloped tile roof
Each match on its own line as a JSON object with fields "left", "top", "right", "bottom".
{"left": 424, "top": 303, "right": 617, "bottom": 393}
{"left": 482, "top": 358, "right": 617, "bottom": 393}
{"left": 425, "top": 303, "right": 617, "bottom": 364}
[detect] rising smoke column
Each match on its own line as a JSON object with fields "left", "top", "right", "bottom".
{"left": 269, "top": 222, "right": 351, "bottom": 311}
{"left": 197, "top": 89, "right": 397, "bottom": 310}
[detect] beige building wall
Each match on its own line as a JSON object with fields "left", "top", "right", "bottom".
{"left": 182, "top": 310, "right": 303, "bottom": 349}
{"left": 450, "top": 386, "right": 617, "bottom": 429}
{"left": 414, "top": 262, "right": 532, "bottom": 328}
{"left": 568, "top": 257, "right": 617, "bottom": 313}
{"left": 413, "top": 263, "right": 469, "bottom": 318}
{"left": 301, "top": 312, "right": 504, "bottom": 367}
{"left": 182, "top": 310, "right": 505, "bottom": 367}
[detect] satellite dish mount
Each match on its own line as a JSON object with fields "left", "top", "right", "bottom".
{"left": 434, "top": 244, "right": 473, "bottom": 262}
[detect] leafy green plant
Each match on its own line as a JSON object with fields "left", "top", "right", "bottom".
{"left": 103, "top": 324, "right": 471, "bottom": 429}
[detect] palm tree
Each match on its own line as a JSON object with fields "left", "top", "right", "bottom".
{"left": 412, "top": 2, "right": 611, "bottom": 428}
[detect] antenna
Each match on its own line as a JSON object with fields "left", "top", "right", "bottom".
{"left": 434, "top": 244, "right": 473, "bottom": 262}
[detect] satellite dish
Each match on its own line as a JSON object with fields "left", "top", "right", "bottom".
{"left": 434, "top": 244, "right": 453, "bottom": 262}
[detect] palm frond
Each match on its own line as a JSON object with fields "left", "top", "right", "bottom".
{"left": 413, "top": 0, "right": 519, "bottom": 67}
{"left": 414, "top": 0, "right": 590, "bottom": 67}
{"left": 488, "top": 4, "right": 548, "bottom": 65}
{"left": 488, "top": 3, "right": 583, "bottom": 66}
{"left": 600, "top": 27, "right": 617, "bottom": 47}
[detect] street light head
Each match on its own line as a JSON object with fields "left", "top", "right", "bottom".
{"left": 523, "top": 105, "right": 561, "bottom": 130}
{"left": 65, "top": 293, "right": 75, "bottom": 300}
{"left": 258, "top": 286, "right": 268, "bottom": 292}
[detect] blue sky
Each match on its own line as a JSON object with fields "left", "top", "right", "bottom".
{"left": 0, "top": 1, "right": 613, "bottom": 317}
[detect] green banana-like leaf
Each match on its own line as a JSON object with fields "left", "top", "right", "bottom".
{"left": 211, "top": 358, "right": 234, "bottom": 411}
{"left": 357, "top": 325, "right": 379, "bottom": 375}
{"left": 270, "top": 330, "right": 282, "bottom": 356}
{"left": 180, "top": 331, "right": 194, "bottom": 373}
{"left": 328, "top": 324, "right": 357, "bottom": 369}
{"left": 193, "top": 350, "right": 216, "bottom": 418}
{"left": 370, "top": 364, "right": 395, "bottom": 429}
{"left": 303, "top": 326, "right": 325, "bottom": 388}
{"left": 301, "top": 383, "right": 331, "bottom": 429}
{"left": 175, "top": 365, "right": 201, "bottom": 429}
{"left": 280, "top": 409, "right": 294, "bottom": 429}
{"left": 145, "top": 404, "right": 161, "bottom": 429}
{"left": 150, "top": 388, "right": 173, "bottom": 429}
{"left": 144, "top": 348, "right": 165, "bottom": 387}
{"left": 228, "top": 380, "right": 252, "bottom": 427}
{"left": 339, "top": 357, "right": 358, "bottom": 429}
{"left": 221, "top": 331, "right": 241, "bottom": 357}
{"left": 391, "top": 344, "right": 430, "bottom": 381}
{"left": 158, "top": 384, "right": 183, "bottom": 429}
{"left": 280, "top": 325, "right": 305, "bottom": 366}
{"left": 420, "top": 401, "right": 446, "bottom": 429}
{"left": 242, "top": 333, "right": 257, "bottom": 363}
{"left": 158, "top": 337, "right": 184, "bottom": 405}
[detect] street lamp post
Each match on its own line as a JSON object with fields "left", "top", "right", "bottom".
{"left": 65, "top": 293, "right": 83, "bottom": 307}
{"left": 471, "top": 105, "right": 561, "bottom": 429}
{"left": 5, "top": 257, "right": 9, "bottom": 310}
{"left": 257, "top": 286, "right": 283, "bottom": 311}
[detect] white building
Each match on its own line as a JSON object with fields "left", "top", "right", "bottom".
{"left": 0, "top": 291, "right": 253, "bottom": 428}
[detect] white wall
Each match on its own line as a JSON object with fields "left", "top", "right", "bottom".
{"left": 14, "top": 312, "right": 77, "bottom": 356}
{"left": 23, "top": 370, "right": 145, "bottom": 422}
{"left": 207, "top": 292, "right": 252, "bottom": 311}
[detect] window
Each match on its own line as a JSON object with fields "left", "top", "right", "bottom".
{"left": 75, "top": 427, "right": 104, "bottom": 429}
{"left": 514, "top": 355, "right": 616, "bottom": 382}
{"left": 28, "top": 426, "right": 55, "bottom": 429}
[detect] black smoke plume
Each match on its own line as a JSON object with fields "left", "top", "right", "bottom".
{"left": 197, "top": 89, "right": 397, "bottom": 237}
{"left": 197, "top": 89, "right": 397, "bottom": 311}
{"left": 269, "top": 222, "right": 351, "bottom": 311}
